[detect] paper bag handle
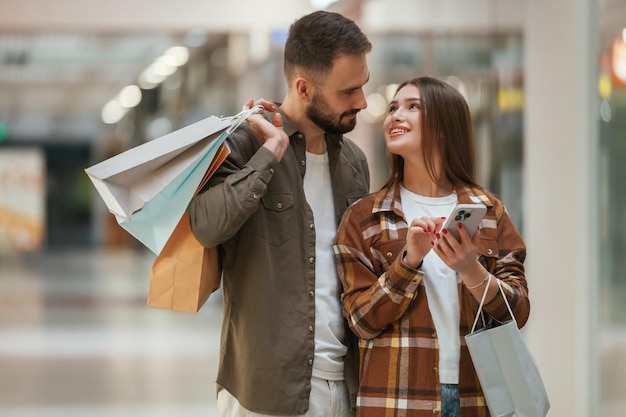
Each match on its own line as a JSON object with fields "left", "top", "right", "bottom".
{"left": 470, "top": 274, "right": 517, "bottom": 333}
{"left": 223, "top": 105, "right": 264, "bottom": 135}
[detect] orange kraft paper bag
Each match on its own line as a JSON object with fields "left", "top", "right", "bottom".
{"left": 147, "top": 144, "right": 228, "bottom": 313}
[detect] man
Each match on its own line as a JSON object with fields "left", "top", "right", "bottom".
{"left": 188, "top": 10, "right": 372, "bottom": 417}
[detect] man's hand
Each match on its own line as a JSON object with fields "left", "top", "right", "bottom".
{"left": 243, "top": 99, "right": 290, "bottom": 161}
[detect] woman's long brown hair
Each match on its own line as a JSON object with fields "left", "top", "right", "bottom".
{"left": 382, "top": 76, "right": 479, "bottom": 190}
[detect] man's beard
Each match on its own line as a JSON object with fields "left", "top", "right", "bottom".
{"left": 306, "top": 92, "right": 359, "bottom": 135}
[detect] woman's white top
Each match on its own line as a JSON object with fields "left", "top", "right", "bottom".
{"left": 400, "top": 185, "right": 460, "bottom": 384}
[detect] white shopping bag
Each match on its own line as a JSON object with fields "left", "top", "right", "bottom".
{"left": 465, "top": 277, "right": 550, "bottom": 417}
{"left": 85, "top": 107, "right": 261, "bottom": 254}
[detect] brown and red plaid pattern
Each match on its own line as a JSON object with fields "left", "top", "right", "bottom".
{"left": 334, "top": 180, "right": 529, "bottom": 417}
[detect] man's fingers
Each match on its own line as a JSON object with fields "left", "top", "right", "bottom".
{"left": 242, "top": 98, "right": 254, "bottom": 111}
{"left": 243, "top": 98, "right": 276, "bottom": 112}
{"left": 272, "top": 113, "right": 284, "bottom": 129}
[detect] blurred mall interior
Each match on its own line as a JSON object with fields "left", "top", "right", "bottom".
{"left": 0, "top": 0, "right": 624, "bottom": 415}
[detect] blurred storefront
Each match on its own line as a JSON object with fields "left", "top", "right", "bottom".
{"left": 0, "top": 148, "right": 45, "bottom": 253}
{"left": 597, "top": 0, "right": 626, "bottom": 412}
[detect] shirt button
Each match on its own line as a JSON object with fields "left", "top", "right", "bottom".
{"left": 487, "top": 248, "right": 493, "bottom": 255}
{"left": 386, "top": 251, "right": 393, "bottom": 258}
{"left": 297, "top": 133, "right": 303, "bottom": 139}
{"left": 308, "top": 257, "right": 315, "bottom": 264}
{"left": 309, "top": 223, "right": 314, "bottom": 230}
{"left": 307, "top": 358, "right": 313, "bottom": 365}
{"left": 252, "top": 192, "right": 258, "bottom": 199}
{"left": 300, "top": 160, "right": 305, "bottom": 166}
{"left": 269, "top": 168, "right": 275, "bottom": 174}
{"left": 432, "top": 409, "right": 439, "bottom": 414}
{"left": 309, "top": 290, "right": 314, "bottom": 297}
{"left": 308, "top": 325, "right": 314, "bottom": 332}
{"left": 433, "top": 366, "right": 438, "bottom": 374}
{"left": 277, "top": 202, "right": 283, "bottom": 209}
{"left": 432, "top": 330, "right": 437, "bottom": 338}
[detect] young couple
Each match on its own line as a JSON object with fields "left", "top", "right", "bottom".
{"left": 189, "top": 10, "right": 529, "bottom": 417}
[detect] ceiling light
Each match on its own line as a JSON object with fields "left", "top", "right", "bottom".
{"left": 151, "top": 59, "right": 177, "bottom": 77}
{"left": 118, "top": 85, "right": 142, "bottom": 108}
{"left": 385, "top": 84, "right": 399, "bottom": 101}
{"left": 361, "top": 93, "right": 388, "bottom": 123}
{"left": 138, "top": 69, "right": 166, "bottom": 89}
{"left": 101, "top": 100, "right": 127, "bottom": 124}
{"left": 309, "top": 0, "right": 338, "bottom": 9}
{"left": 164, "top": 46, "right": 189, "bottom": 67}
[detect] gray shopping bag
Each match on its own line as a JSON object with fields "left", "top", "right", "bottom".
{"left": 465, "top": 277, "right": 550, "bottom": 417}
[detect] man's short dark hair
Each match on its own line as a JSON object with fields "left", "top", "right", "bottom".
{"left": 284, "top": 11, "right": 372, "bottom": 84}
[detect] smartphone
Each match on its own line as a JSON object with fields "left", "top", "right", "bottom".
{"left": 441, "top": 203, "right": 487, "bottom": 241}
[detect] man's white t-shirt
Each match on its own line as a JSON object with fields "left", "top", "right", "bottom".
{"left": 303, "top": 151, "right": 346, "bottom": 381}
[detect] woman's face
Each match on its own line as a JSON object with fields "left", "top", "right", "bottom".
{"left": 383, "top": 84, "right": 423, "bottom": 160}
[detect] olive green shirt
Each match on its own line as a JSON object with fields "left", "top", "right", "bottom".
{"left": 188, "top": 108, "right": 370, "bottom": 415}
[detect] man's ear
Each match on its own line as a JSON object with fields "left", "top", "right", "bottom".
{"left": 295, "top": 76, "right": 312, "bottom": 102}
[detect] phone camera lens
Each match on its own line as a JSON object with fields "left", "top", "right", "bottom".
{"left": 455, "top": 209, "right": 472, "bottom": 221}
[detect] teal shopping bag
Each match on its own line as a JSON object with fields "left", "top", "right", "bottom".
{"left": 114, "top": 130, "right": 228, "bottom": 254}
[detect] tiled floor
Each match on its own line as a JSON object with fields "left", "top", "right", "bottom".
{"left": 0, "top": 248, "right": 222, "bottom": 417}
{"left": 3, "top": 247, "right": 626, "bottom": 417}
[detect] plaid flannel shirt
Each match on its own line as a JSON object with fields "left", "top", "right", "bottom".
{"left": 333, "top": 180, "right": 529, "bottom": 417}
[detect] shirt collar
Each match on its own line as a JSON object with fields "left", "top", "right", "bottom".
{"left": 372, "top": 179, "right": 493, "bottom": 215}
{"left": 372, "top": 180, "right": 404, "bottom": 216}
{"left": 275, "top": 104, "right": 344, "bottom": 145}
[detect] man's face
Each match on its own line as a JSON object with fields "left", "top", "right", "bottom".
{"left": 306, "top": 54, "right": 369, "bottom": 135}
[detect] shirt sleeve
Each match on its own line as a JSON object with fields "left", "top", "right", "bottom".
{"left": 334, "top": 203, "right": 424, "bottom": 340}
{"left": 481, "top": 202, "right": 530, "bottom": 328}
{"left": 188, "top": 127, "right": 279, "bottom": 248}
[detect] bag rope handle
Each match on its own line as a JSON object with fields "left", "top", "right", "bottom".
{"left": 224, "top": 105, "right": 264, "bottom": 134}
{"left": 470, "top": 275, "right": 517, "bottom": 333}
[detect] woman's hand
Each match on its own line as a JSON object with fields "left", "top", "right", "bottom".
{"left": 242, "top": 98, "right": 290, "bottom": 161}
{"left": 404, "top": 216, "right": 444, "bottom": 268}
{"left": 433, "top": 223, "right": 485, "bottom": 283}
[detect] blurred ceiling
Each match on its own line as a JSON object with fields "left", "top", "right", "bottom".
{"left": 0, "top": 0, "right": 624, "bottom": 143}
{"left": 0, "top": 32, "right": 185, "bottom": 141}
{"left": 0, "top": 0, "right": 319, "bottom": 142}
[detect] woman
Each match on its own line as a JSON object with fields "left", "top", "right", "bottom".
{"left": 333, "top": 76, "right": 529, "bottom": 417}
